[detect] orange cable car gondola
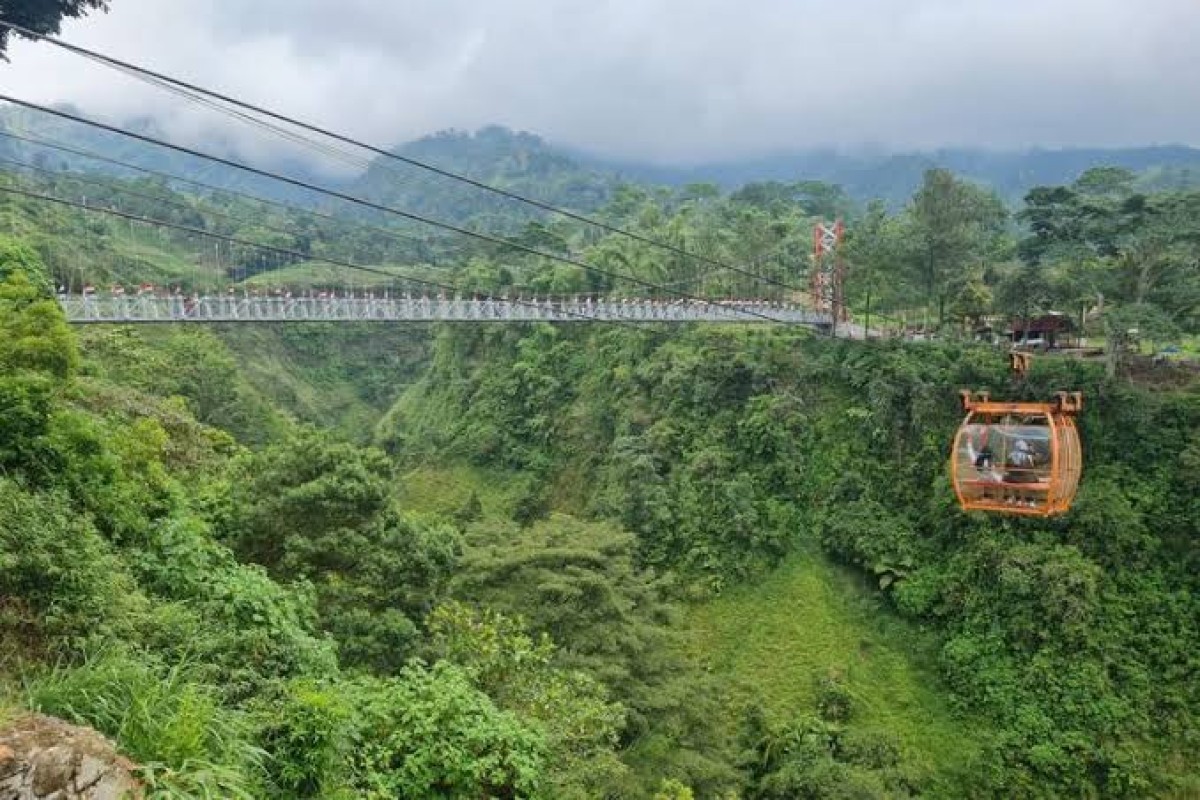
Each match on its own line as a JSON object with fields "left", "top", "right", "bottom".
{"left": 950, "top": 353, "right": 1083, "bottom": 516}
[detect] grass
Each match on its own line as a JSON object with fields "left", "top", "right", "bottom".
{"left": 240, "top": 261, "right": 418, "bottom": 289}
{"left": 399, "top": 463, "right": 527, "bottom": 519}
{"left": 23, "top": 651, "right": 262, "bottom": 797}
{"left": 0, "top": 683, "right": 18, "bottom": 727}
{"left": 682, "top": 545, "right": 989, "bottom": 792}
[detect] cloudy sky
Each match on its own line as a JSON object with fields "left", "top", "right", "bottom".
{"left": 2, "top": 0, "right": 1199, "bottom": 166}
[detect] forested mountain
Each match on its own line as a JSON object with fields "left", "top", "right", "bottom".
{"left": 0, "top": 109, "right": 618, "bottom": 230}
{"left": 3, "top": 104, "right": 1200, "bottom": 796}
{"left": 0, "top": 105, "right": 347, "bottom": 206}
{"left": 588, "top": 144, "right": 1200, "bottom": 206}
{"left": 9, "top": 100, "right": 1200, "bottom": 216}
{"left": 348, "top": 126, "right": 617, "bottom": 227}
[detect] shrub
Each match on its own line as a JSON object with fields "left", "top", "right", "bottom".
{"left": 0, "top": 481, "right": 141, "bottom": 657}
{"left": 24, "top": 650, "right": 263, "bottom": 798}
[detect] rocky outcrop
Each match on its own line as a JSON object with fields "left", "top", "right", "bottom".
{"left": 0, "top": 714, "right": 141, "bottom": 800}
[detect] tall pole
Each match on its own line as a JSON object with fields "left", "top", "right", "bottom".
{"left": 812, "top": 219, "right": 845, "bottom": 337}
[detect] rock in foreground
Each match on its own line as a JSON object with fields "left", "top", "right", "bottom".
{"left": 0, "top": 714, "right": 140, "bottom": 800}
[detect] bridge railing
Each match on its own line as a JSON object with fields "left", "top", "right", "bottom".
{"left": 57, "top": 294, "right": 834, "bottom": 327}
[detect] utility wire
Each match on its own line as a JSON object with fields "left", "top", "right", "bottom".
{"left": 0, "top": 95, "right": 784, "bottom": 324}
{"left": 0, "top": 182, "right": 623, "bottom": 325}
{"left": 0, "top": 128, "right": 430, "bottom": 250}
{"left": 0, "top": 151, "right": 445, "bottom": 286}
{"left": 0, "top": 151, "right": 421, "bottom": 274}
{"left": 0, "top": 20, "right": 816, "bottom": 297}
{"left": 0, "top": 133, "right": 834, "bottom": 326}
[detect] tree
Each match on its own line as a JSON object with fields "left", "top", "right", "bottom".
{"left": 0, "top": 268, "right": 78, "bottom": 379}
{"left": 347, "top": 663, "right": 546, "bottom": 799}
{"left": 0, "top": 0, "right": 110, "bottom": 57}
{"left": 908, "top": 168, "right": 1008, "bottom": 327}
{"left": 792, "top": 180, "right": 853, "bottom": 220}
{"left": 1101, "top": 302, "right": 1180, "bottom": 378}
{"left": 1018, "top": 177, "right": 1200, "bottom": 337}
{"left": 841, "top": 200, "right": 909, "bottom": 327}
{"left": 427, "top": 602, "right": 628, "bottom": 798}
{"left": 223, "top": 430, "right": 459, "bottom": 671}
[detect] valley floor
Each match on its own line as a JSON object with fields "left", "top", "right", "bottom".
{"left": 683, "top": 547, "right": 987, "bottom": 794}
{"left": 403, "top": 464, "right": 987, "bottom": 794}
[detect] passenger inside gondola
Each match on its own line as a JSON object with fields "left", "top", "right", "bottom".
{"left": 958, "top": 416, "right": 1052, "bottom": 507}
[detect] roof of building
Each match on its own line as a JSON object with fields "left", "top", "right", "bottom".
{"left": 1008, "top": 313, "right": 1077, "bottom": 334}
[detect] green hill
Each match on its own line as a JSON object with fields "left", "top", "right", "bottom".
{"left": 348, "top": 125, "right": 616, "bottom": 227}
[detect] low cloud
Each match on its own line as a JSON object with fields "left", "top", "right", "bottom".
{"left": 2, "top": 0, "right": 1198, "bottom": 168}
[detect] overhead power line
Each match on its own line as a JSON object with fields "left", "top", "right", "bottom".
{"left": 0, "top": 129, "right": 441, "bottom": 260}
{"left": 0, "top": 20, "right": 815, "bottom": 297}
{"left": 0, "top": 152, "right": 371, "bottom": 262}
{"left": 0, "top": 95, "right": 783, "bottom": 324}
{"left": 1, "top": 124, "right": 807, "bottom": 302}
{"left": 0, "top": 151, "right": 435, "bottom": 287}
{"left": 0, "top": 182, "right": 624, "bottom": 325}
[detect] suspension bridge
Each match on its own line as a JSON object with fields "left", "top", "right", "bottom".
{"left": 3, "top": 23, "right": 865, "bottom": 335}
{"left": 56, "top": 292, "right": 837, "bottom": 328}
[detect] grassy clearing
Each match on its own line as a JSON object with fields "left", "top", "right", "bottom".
{"left": 240, "top": 261, "right": 417, "bottom": 288}
{"left": 682, "top": 546, "right": 988, "bottom": 791}
{"left": 399, "top": 463, "right": 526, "bottom": 520}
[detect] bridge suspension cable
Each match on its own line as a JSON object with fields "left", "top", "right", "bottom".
{"left": 0, "top": 127, "right": 437, "bottom": 238}
{"left": 0, "top": 128, "right": 811, "bottom": 316}
{"left": 0, "top": 129, "right": 441, "bottom": 260}
{"left": 0, "top": 95, "right": 786, "bottom": 325}
{"left": 0, "top": 20, "right": 818, "bottom": 299}
{"left": 0, "top": 152, "right": 428, "bottom": 279}
{"left": 0, "top": 182, "right": 626, "bottom": 325}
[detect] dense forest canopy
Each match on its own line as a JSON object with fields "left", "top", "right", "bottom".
{"left": 5, "top": 2, "right": 1200, "bottom": 796}
{"left": 2, "top": 99, "right": 1200, "bottom": 798}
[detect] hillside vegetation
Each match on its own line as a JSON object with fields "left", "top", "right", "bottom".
{"left": 2, "top": 123, "right": 1200, "bottom": 797}
{"left": 8, "top": 107, "right": 1200, "bottom": 209}
{"left": 380, "top": 322, "right": 1199, "bottom": 795}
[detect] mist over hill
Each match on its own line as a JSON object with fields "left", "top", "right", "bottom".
{"left": 582, "top": 144, "right": 1200, "bottom": 206}
{"left": 5, "top": 105, "right": 1200, "bottom": 215}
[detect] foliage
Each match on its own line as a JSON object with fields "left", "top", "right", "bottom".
{"left": 78, "top": 327, "right": 287, "bottom": 444}
{"left": 741, "top": 711, "right": 913, "bottom": 799}
{"left": 0, "top": 0, "right": 109, "bottom": 57}
{"left": 221, "top": 429, "right": 459, "bottom": 672}
{"left": 908, "top": 168, "right": 1008, "bottom": 324}
{"left": 345, "top": 663, "right": 546, "bottom": 800}
{"left": 427, "top": 602, "right": 628, "bottom": 797}
{"left": 24, "top": 650, "right": 264, "bottom": 798}
{"left": 0, "top": 264, "right": 77, "bottom": 378}
{"left": 394, "top": 321, "right": 1200, "bottom": 795}
{"left": 447, "top": 514, "right": 741, "bottom": 795}
{"left": 254, "top": 679, "right": 356, "bottom": 799}
{"left": 4, "top": 138, "right": 1200, "bottom": 798}
{"left": 0, "top": 481, "right": 140, "bottom": 655}
{"left": 352, "top": 126, "right": 616, "bottom": 228}
{"left": 450, "top": 516, "right": 676, "bottom": 726}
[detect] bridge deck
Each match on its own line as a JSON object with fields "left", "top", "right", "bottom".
{"left": 57, "top": 295, "right": 834, "bottom": 326}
